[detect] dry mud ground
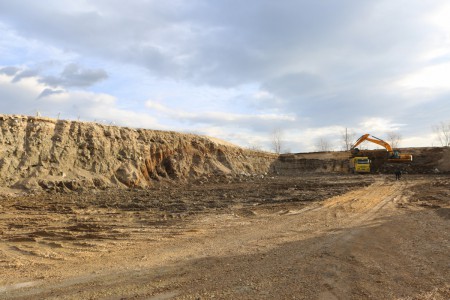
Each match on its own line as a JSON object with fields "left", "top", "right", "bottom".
{"left": 0, "top": 174, "right": 449, "bottom": 299}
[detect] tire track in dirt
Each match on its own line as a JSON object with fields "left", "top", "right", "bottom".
{"left": 322, "top": 178, "right": 405, "bottom": 226}
{"left": 311, "top": 179, "right": 407, "bottom": 299}
{"left": 3, "top": 176, "right": 449, "bottom": 299}
{"left": 5, "top": 178, "right": 393, "bottom": 297}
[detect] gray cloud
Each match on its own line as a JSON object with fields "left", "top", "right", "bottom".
{"left": 40, "top": 63, "right": 108, "bottom": 88}
{"left": 2, "top": 63, "right": 107, "bottom": 88}
{"left": 0, "top": 0, "right": 448, "bottom": 150}
{"left": 262, "top": 73, "right": 326, "bottom": 100}
{"left": 37, "top": 88, "right": 65, "bottom": 99}
{"left": 0, "top": 66, "right": 20, "bottom": 76}
{"left": 12, "top": 68, "right": 40, "bottom": 83}
{"left": 0, "top": 1, "right": 440, "bottom": 86}
{"left": 0, "top": 2, "right": 363, "bottom": 83}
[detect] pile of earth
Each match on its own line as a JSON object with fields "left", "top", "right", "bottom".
{"left": 0, "top": 115, "right": 277, "bottom": 192}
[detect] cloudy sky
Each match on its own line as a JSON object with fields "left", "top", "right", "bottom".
{"left": 1, "top": 0, "right": 449, "bottom": 152}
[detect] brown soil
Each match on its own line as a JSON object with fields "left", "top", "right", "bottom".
{"left": 1, "top": 115, "right": 449, "bottom": 299}
{"left": 1, "top": 174, "right": 449, "bottom": 299}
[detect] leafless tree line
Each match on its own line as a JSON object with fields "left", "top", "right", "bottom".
{"left": 258, "top": 120, "right": 450, "bottom": 154}
{"left": 433, "top": 121, "right": 450, "bottom": 147}
{"left": 313, "top": 128, "right": 403, "bottom": 152}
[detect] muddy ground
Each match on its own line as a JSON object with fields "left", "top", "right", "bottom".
{"left": 0, "top": 174, "right": 449, "bottom": 299}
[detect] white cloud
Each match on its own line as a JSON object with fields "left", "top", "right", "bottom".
{"left": 1, "top": 1, "right": 450, "bottom": 152}
{"left": 402, "top": 134, "right": 436, "bottom": 148}
{"left": 359, "top": 118, "right": 405, "bottom": 133}
{"left": 425, "top": 2, "right": 450, "bottom": 32}
{"left": 0, "top": 73, "right": 159, "bottom": 129}
{"left": 396, "top": 62, "right": 450, "bottom": 90}
{"left": 145, "top": 100, "right": 296, "bottom": 128}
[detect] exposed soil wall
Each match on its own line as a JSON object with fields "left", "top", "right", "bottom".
{"left": 272, "top": 156, "right": 348, "bottom": 175}
{"left": 396, "top": 147, "right": 450, "bottom": 173}
{"left": 274, "top": 147, "right": 450, "bottom": 175}
{"left": 1, "top": 114, "right": 448, "bottom": 192}
{"left": 0, "top": 115, "right": 277, "bottom": 191}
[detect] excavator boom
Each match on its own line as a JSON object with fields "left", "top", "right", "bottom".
{"left": 351, "top": 134, "right": 393, "bottom": 152}
{"left": 351, "top": 133, "right": 412, "bottom": 162}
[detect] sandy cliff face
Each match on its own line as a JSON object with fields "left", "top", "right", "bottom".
{"left": 0, "top": 115, "right": 277, "bottom": 191}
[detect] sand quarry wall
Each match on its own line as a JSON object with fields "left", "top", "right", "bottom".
{"left": 0, "top": 115, "right": 277, "bottom": 192}
{"left": 273, "top": 147, "right": 450, "bottom": 175}
{"left": 1, "top": 114, "right": 448, "bottom": 192}
{"left": 272, "top": 151, "right": 351, "bottom": 175}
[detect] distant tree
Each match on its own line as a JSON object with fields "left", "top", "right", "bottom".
{"left": 341, "top": 128, "right": 356, "bottom": 151}
{"left": 315, "top": 138, "right": 332, "bottom": 152}
{"left": 248, "top": 144, "right": 263, "bottom": 151}
{"left": 433, "top": 121, "right": 450, "bottom": 147}
{"left": 271, "top": 129, "right": 283, "bottom": 154}
{"left": 387, "top": 131, "right": 402, "bottom": 149}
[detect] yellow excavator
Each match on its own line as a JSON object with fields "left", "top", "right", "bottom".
{"left": 350, "top": 133, "right": 413, "bottom": 162}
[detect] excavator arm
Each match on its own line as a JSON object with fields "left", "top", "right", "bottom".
{"left": 351, "top": 134, "right": 393, "bottom": 152}
{"left": 351, "top": 133, "right": 412, "bottom": 162}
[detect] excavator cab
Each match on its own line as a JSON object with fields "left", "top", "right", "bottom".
{"left": 391, "top": 150, "right": 400, "bottom": 159}
{"left": 350, "top": 148, "right": 360, "bottom": 155}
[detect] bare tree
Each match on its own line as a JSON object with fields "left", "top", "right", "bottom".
{"left": 315, "top": 138, "right": 332, "bottom": 152}
{"left": 433, "top": 121, "right": 450, "bottom": 147}
{"left": 387, "top": 131, "right": 402, "bottom": 149}
{"left": 248, "top": 143, "right": 263, "bottom": 151}
{"left": 271, "top": 129, "right": 283, "bottom": 154}
{"left": 341, "top": 128, "right": 356, "bottom": 151}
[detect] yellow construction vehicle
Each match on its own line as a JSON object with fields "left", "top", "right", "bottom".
{"left": 349, "top": 156, "right": 371, "bottom": 173}
{"left": 350, "top": 134, "right": 413, "bottom": 162}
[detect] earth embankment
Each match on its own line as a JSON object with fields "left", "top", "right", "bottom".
{"left": 0, "top": 115, "right": 277, "bottom": 192}
{"left": 2, "top": 114, "right": 449, "bottom": 193}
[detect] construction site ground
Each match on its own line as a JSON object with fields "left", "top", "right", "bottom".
{"left": 0, "top": 173, "right": 449, "bottom": 299}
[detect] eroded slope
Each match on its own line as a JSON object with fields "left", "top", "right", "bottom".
{"left": 0, "top": 115, "right": 277, "bottom": 191}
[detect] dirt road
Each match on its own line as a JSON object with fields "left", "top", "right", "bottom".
{"left": 1, "top": 174, "right": 449, "bottom": 299}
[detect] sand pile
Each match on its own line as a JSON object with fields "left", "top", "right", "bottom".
{"left": 0, "top": 115, "right": 277, "bottom": 192}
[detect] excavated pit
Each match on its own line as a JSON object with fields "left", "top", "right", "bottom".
{"left": 1, "top": 114, "right": 449, "bottom": 194}
{"left": 1, "top": 114, "right": 449, "bottom": 299}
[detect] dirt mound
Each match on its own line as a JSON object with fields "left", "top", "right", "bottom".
{"left": 0, "top": 115, "right": 277, "bottom": 192}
